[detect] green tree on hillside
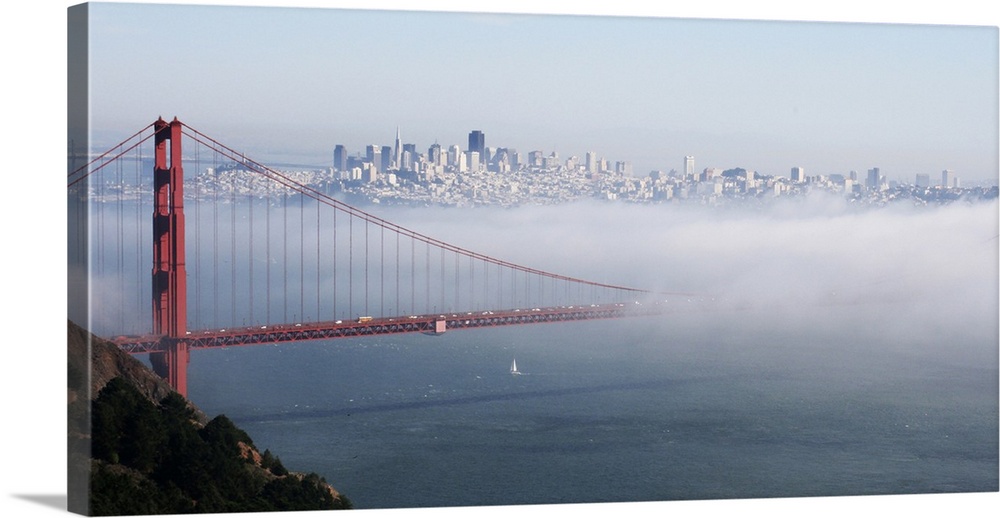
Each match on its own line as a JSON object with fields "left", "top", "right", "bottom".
{"left": 88, "top": 376, "right": 351, "bottom": 515}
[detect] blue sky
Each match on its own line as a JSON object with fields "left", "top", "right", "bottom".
{"left": 83, "top": 1, "right": 998, "bottom": 183}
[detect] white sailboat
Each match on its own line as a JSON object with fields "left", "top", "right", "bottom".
{"left": 510, "top": 358, "right": 521, "bottom": 375}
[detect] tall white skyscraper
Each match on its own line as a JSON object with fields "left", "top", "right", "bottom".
{"left": 791, "top": 166, "right": 805, "bottom": 182}
{"left": 684, "top": 156, "right": 694, "bottom": 177}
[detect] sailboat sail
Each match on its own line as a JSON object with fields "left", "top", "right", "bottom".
{"left": 510, "top": 358, "right": 520, "bottom": 375}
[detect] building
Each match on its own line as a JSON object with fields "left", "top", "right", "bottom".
{"left": 684, "top": 156, "right": 695, "bottom": 177}
{"left": 333, "top": 144, "right": 347, "bottom": 172}
{"left": 467, "top": 151, "right": 481, "bottom": 172}
{"left": 915, "top": 173, "right": 930, "bottom": 188}
{"left": 361, "top": 162, "right": 377, "bottom": 183}
{"left": 380, "top": 145, "right": 392, "bottom": 172}
{"left": 615, "top": 161, "right": 632, "bottom": 176}
{"left": 468, "top": 130, "right": 485, "bottom": 167}
{"left": 528, "top": 150, "right": 545, "bottom": 168}
{"left": 428, "top": 143, "right": 442, "bottom": 166}
{"left": 544, "top": 152, "right": 560, "bottom": 170}
{"left": 507, "top": 149, "right": 520, "bottom": 171}
{"left": 941, "top": 169, "right": 956, "bottom": 188}
{"left": 402, "top": 143, "right": 417, "bottom": 171}
{"left": 492, "top": 148, "right": 511, "bottom": 173}
{"left": 586, "top": 151, "right": 598, "bottom": 174}
{"left": 791, "top": 166, "right": 805, "bottom": 182}
{"left": 365, "top": 145, "right": 381, "bottom": 173}
{"left": 393, "top": 126, "right": 402, "bottom": 169}
{"left": 867, "top": 168, "right": 881, "bottom": 191}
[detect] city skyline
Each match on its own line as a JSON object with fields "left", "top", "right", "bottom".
{"left": 2, "top": 3, "right": 998, "bottom": 518}
{"left": 312, "top": 122, "right": 986, "bottom": 190}
{"left": 82, "top": 1, "right": 999, "bottom": 183}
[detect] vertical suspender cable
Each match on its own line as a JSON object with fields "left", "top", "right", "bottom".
{"left": 410, "top": 236, "right": 415, "bottom": 314}
{"left": 333, "top": 204, "right": 337, "bottom": 319}
{"left": 380, "top": 224, "right": 384, "bottom": 317}
{"left": 300, "top": 191, "right": 305, "bottom": 321}
{"left": 317, "top": 198, "right": 321, "bottom": 322}
{"left": 365, "top": 218, "right": 369, "bottom": 316}
{"left": 425, "top": 241, "right": 430, "bottom": 313}
{"left": 395, "top": 231, "right": 399, "bottom": 315}
{"left": 231, "top": 166, "right": 237, "bottom": 327}
{"left": 440, "top": 247, "right": 445, "bottom": 313}
{"left": 193, "top": 144, "right": 200, "bottom": 329}
{"left": 136, "top": 140, "right": 143, "bottom": 333}
{"left": 349, "top": 214, "right": 353, "bottom": 318}
{"left": 212, "top": 151, "right": 218, "bottom": 328}
{"left": 117, "top": 154, "right": 124, "bottom": 332}
{"left": 266, "top": 178, "right": 271, "bottom": 324}
{"left": 248, "top": 179, "right": 254, "bottom": 324}
{"left": 283, "top": 191, "right": 288, "bottom": 322}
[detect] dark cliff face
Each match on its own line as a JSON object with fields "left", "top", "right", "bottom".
{"left": 68, "top": 319, "right": 204, "bottom": 514}
{"left": 67, "top": 320, "right": 188, "bottom": 415}
{"left": 67, "top": 320, "right": 351, "bottom": 514}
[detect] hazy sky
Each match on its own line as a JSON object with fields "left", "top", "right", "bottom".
{"left": 84, "top": 1, "right": 998, "bottom": 183}
{"left": 1, "top": 3, "right": 997, "bottom": 518}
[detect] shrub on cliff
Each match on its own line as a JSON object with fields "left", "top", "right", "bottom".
{"left": 89, "top": 376, "right": 350, "bottom": 515}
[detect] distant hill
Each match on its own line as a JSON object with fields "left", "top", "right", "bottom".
{"left": 67, "top": 320, "right": 352, "bottom": 515}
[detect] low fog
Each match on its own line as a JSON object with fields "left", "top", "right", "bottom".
{"left": 378, "top": 193, "right": 998, "bottom": 357}
{"left": 86, "top": 191, "right": 997, "bottom": 366}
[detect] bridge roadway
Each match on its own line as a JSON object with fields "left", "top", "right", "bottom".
{"left": 110, "top": 303, "right": 664, "bottom": 354}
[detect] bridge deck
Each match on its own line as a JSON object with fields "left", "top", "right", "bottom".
{"left": 110, "top": 303, "right": 665, "bottom": 353}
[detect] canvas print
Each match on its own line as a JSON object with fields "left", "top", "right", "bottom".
{"left": 67, "top": 2, "right": 998, "bottom": 516}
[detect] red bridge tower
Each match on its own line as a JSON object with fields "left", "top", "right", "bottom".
{"left": 148, "top": 117, "right": 190, "bottom": 397}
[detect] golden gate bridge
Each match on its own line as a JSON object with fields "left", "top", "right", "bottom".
{"left": 68, "top": 117, "right": 694, "bottom": 397}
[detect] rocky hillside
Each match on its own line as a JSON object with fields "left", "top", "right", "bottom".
{"left": 67, "top": 320, "right": 351, "bottom": 515}
{"left": 67, "top": 320, "right": 197, "bottom": 424}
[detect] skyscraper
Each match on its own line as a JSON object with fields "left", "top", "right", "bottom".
{"left": 393, "top": 126, "right": 402, "bottom": 170}
{"left": 942, "top": 169, "right": 956, "bottom": 188}
{"left": 468, "top": 130, "right": 485, "bottom": 166}
{"left": 380, "top": 146, "right": 392, "bottom": 172}
{"left": 684, "top": 156, "right": 694, "bottom": 177}
{"left": 365, "top": 145, "right": 381, "bottom": 173}
{"left": 428, "top": 143, "right": 442, "bottom": 166}
{"left": 508, "top": 149, "right": 520, "bottom": 171}
{"left": 333, "top": 144, "right": 347, "bottom": 172}
{"left": 791, "top": 166, "right": 805, "bottom": 182}
{"left": 586, "top": 151, "right": 598, "bottom": 174}
{"left": 402, "top": 143, "right": 416, "bottom": 171}
{"left": 867, "top": 168, "right": 881, "bottom": 191}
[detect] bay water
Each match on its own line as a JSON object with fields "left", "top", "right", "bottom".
{"left": 185, "top": 306, "right": 998, "bottom": 509}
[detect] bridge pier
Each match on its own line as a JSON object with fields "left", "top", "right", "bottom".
{"left": 149, "top": 339, "right": 190, "bottom": 397}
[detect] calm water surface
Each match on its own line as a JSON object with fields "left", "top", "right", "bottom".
{"left": 186, "top": 310, "right": 998, "bottom": 509}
